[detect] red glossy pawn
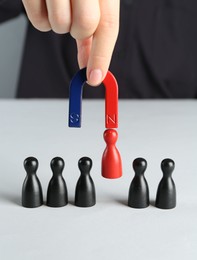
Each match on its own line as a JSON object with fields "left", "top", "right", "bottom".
{"left": 102, "top": 129, "right": 122, "bottom": 179}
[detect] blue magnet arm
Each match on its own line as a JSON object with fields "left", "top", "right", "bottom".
{"left": 68, "top": 68, "right": 87, "bottom": 127}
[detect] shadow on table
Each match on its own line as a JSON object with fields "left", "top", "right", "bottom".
{"left": 115, "top": 198, "right": 156, "bottom": 207}
{"left": 0, "top": 191, "right": 21, "bottom": 206}
{"left": 115, "top": 199, "right": 128, "bottom": 206}
{"left": 149, "top": 199, "right": 156, "bottom": 207}
{"left": 68, "top": 196, "right": 75, "bottom": 206}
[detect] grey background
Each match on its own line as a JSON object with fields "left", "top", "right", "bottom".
{"left": 0, "top": 15, "right": 27, "bottom": 98}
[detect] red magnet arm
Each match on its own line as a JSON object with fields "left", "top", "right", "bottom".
{"left": 103, "top": 71, "right": 118, "bottom": 128}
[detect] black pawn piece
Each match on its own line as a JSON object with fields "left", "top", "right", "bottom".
{"left": 155, "top": 158, "right": 176, "bottom": 209}
{"left": 75, "top": 157, "right": 96, "bottom": 207}
{"left": 128, "top": 158, "right": 149, "bottom": 208}
{"left": 22, "top": 157, "right": 43, "bottom": 208}
{"left": 46, "top": 157, "right": 68, "bottom": 207}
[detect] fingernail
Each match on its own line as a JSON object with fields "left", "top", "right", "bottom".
{"left": 89, "top": 69, "right": 103, "bottom": 86}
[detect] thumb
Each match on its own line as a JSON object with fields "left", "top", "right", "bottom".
{"left": 87, "top": 0, "right": 120, "bottom": 86}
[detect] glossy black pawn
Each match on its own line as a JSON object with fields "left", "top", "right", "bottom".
{"left": 155, "top": 159, "right": 176, "bottom": 209}
{"left": 22, "top": 157, "right": 43, "bottom": 208}
{"left": 128, "top": 158, "right": 149, "bottom": 208}
{"left": 46, "top": 157, "right": 68, "bottom": 207}
{"left": 75, "top": 157, "right": 96, "bottom": 207}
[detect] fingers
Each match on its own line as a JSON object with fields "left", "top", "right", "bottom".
{"left": 22, "top": 0, "right": 51, "bottom": 31}
{"left": 70, "top": 0, "right": 100, "bottom": 40}
{"left": 22, "top": 0, "right": 99, "bottom": 36}
{"left": 46, "top": 0, "right": 71, "bottom": 34}
{"left": 87, "top": 0, "right": 120, "bottom": 86}
{"left": 22, "top": 0, "right": 120, "bottom": 87}
{"left": 22, "top": 0, "right": 71, "bottom": 33}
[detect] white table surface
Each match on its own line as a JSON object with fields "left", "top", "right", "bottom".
{"left": 0, "top": 99, "right": 196, "bottom": 260}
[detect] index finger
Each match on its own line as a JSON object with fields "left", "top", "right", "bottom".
{"left": 87, "top": 0, "right": 120, "bottom": 86}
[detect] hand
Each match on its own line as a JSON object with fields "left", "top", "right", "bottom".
{"left": 22, "top": 0, "right": 120, "bottom": 86}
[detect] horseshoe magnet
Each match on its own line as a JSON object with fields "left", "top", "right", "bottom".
{"left": 68, "top": 68, "right": 118, "bottom": 128}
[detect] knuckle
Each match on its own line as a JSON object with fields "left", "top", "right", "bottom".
{"left": 72, "top": 14, "right": 99, "bottom": 39}
{"left": 32, "top": 15, "right": 51, "bottom": 32}
{"left": 49, "top": 12, "right": 70, "bottom": 33}
{"left": 91, "top": 54, "right": 108, "bottom": 64}
{"left": 99, "top": 14, "right": 119, "bottom": 34}
{"left": 79, "top": 14, "right": 99, "bottom": 31}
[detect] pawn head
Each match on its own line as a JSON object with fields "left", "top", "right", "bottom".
{"left": 78, "top": 157, "right": 92, "bottom": 173}
{"left": 161, "top": 158, "right": 175, "bottom": 177}
{"left": 103, "top": 129, "right": 118, "bottom": 144}
{"left": 24, "top": 157, "right": 38, "bottom": 173}
{"left": 50, "top": 157, "right": 65, "bottom": 174}
{"left": 132, "top": 157, "right": 147, "bottom": 175}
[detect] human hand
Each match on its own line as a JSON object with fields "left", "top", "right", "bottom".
{"left": 22, "top": 0, "right": 120, "bottom": 86}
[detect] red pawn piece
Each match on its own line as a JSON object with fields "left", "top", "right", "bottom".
{"left": 102, "top": 129, "right": 122, "bottom": 179}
